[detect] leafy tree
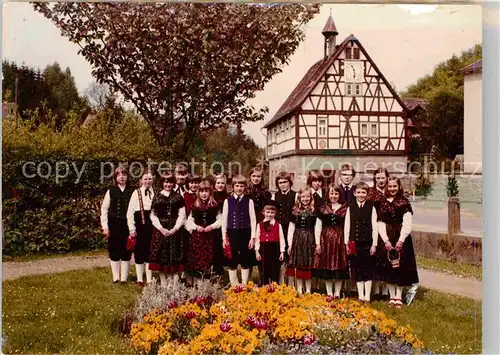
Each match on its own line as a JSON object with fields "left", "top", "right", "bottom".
{"left": 32, "top": 3, "right": 320, "bottom": 157}
{"left": 424, "top": 91, "right": 464, "bottom": 158}
{"left": 401, "top": 44, "right": 481, "bottom": 101}
{"left": 2, "top": 60, "right": 48, "bottom": 116}
{"left": 400, "top": 44, "right": 481, "bottom": 159}
{"left": 2, "top": 60, "right": 89, "bottom": 127}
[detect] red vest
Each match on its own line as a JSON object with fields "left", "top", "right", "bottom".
{"left": 184, "top": 192, "right": 197, "bottom": 216}
{"left": 259, "top": 221, "right": 280, "bottom": 243}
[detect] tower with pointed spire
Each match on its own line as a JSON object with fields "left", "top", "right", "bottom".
{"left": 322, "top": 10, "right": 338, "bottom": 60}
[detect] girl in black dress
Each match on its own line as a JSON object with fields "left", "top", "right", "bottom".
{"left": 286, "top": 188, "right": 321, "bottom": 294}
{"left": 212, "top": 173, "right": 228, "bottom": 276}
{"left": 185, "top": 180, "right": 222, "bottom": 284}
{"left": 377, "top": 177, "right": 419, "bottom": 308}
{"left": 313, "top": 184, "right": 349, "bottom": 298}
{"left": 149, "top": 172, "right": 188, "bottom": 286}
{"left": 367, "top": 167, "right": 390, "bottom": 300}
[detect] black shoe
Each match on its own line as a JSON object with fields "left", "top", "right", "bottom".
{"left": 113, "top": 280, "right": 120, "bottom": 284}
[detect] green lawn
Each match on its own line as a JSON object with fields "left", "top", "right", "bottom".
{"left": 417, "top": 255, "right": 482, "bottom": 280}
{"left": 2, "top": 268, "right": 481, "bottom": 354}
{"left": 370, "top": 288, "right": 481, "bottom": 354}
{"left": 2, "top": 268, "right": 140, "bottom": 354}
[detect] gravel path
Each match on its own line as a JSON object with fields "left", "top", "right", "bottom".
{"left": 2, "top": 255, "right": 482, "bottom": 300}
{"left": 2, "top": 255, "right": 114, "bottom": 281}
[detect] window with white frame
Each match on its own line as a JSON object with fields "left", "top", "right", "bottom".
{"left": 346, "top": 84, "right": 352, "bottom": 96}
{"left": 355, "top": 83, "right": 362, "bottom": 96}
{"left": 345, "top": 83, "right": 362, "bottom": 97}
{"left": 318, "top": 117, "right": 327, "bottom": 137}
{"left": 361, "top": 122, "right": 378, "bottom": 137}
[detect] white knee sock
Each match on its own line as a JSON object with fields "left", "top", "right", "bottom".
{"left": 120, "top": 260, "right": 130, "bottom": 282}
{"left": 110, "top": 260, "right": 120, "bottom": 282}
{"left": 382, "top": 282, "right": 389, "bottom": 295}
{"left": 241, "top": 268, "right": 250, "bottom": 284}
{"left": 334, "top": 280, "right": 343, "bottom": 298}
{"left": 356, "top": 282, "right": 364, "bottom": 300}
{"left": 145, "top": 263, "right": 153, "bottom": 283}
{"left": 159, "top": 272, "right": 167, "bottom": 287}
{"left": 228, "top": 269, "right": 239, "bottom": 286}
{"left": 364, "top": 280, "right": 373, "bottom": 301}
{"left": 325, "top": 280, "right": 334, "bottom": 296}
{"left": 396, "top": 286, "right": 403, "bottom": 300}
{"left": 135, "top": 263, "right": 145, "bottom": 283}
{"left": 388, "top": 284, "right": 396, "bottom": 299}
{"left": 305, "top": 279, "right": 312, "bottom": 293}
{"left": 296, "top": 279, "right": 304, "bottom": 295}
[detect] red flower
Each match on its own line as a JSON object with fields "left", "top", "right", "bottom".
{"left": 233, "top": 285, "right": 245, "bottom": 293}
{"left": 184, "top": 311, "right": 196, "bottom": 319}
{"left": 220, "top": 322, "right": 232, "bottom": 332}
{"left": 245, "top": 315, "right": 256, "bottom": 327}
{"left": 266, "top": 284, "right": 275, "bottom": 293}
{"left": 303, "top": 334, "right": 316, "bottom": 345}
{"left": 196, "top": 296, "right": 207, "bottom": 307}
{"left": 168, "top": 301, "right": 178, "bottom": 309}
{"left": 326, "top": 295, "right": 334, "bottom": 303}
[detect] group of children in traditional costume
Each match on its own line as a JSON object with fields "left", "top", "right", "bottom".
{"left": 100, "top": 163, "right": 418, "bottom": 308}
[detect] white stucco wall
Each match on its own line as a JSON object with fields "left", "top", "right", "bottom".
{"left": 463, "top": 73, "right": 482, "bottom": 174}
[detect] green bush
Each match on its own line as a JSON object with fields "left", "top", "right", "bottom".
{"left": 446, "top": 175, "right": 459, "bottom": 197}
{"left": 414, "top": 173, "right": 434, "bottom": 197}
{"left": 2, "top": 110, "right": 266, "bottom": 256}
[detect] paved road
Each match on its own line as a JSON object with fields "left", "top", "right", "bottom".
{"left": 417, "top": 268, "right": 482, "bottom": 300}
{"left": 2, "top": 255, "right": 482, "bottom": 300}
{"left": 413, "top": 207, "right": 482, "bottom": 235}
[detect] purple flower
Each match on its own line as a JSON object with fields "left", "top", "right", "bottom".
{"left": 254, "top": 319, "right": 268, "bottom": 330}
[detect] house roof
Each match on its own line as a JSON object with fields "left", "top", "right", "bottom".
{"left": 402, "top": 98, "right": 427, "bottom": 111}
{"left": 460, "top": 59, "right": 482, "bottom": 75}
{"left": 263, "top": 36, "right": 351, "bottom": 129}
{"left": 263, "top": 34, "right": 409, "bottom": 129}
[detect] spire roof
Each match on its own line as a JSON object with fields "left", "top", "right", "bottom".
{"left": 322, "top": 13, "right": 338, "bottom": 36}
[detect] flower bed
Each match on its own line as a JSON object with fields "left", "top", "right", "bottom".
{"left": 130, "top": 281, "right": 430, "bottom": 354}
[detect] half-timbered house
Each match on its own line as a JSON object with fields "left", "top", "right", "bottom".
{"left": 263, "top": 14, "right": 412, "bottom": 189}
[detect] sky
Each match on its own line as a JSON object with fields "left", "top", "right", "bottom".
{"left": 3, "top": 3, "right": 482, "bottom": 147}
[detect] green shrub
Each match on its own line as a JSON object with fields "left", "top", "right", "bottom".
{"left": 414, "top": 173, "right": 434, "bottom": 197}
{"left": 2, "top": 110, "right": 265, "bottom": 256}
{"left": 446, "top": 175, "right": 459, "bottom": 197}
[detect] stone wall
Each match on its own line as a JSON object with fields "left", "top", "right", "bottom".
{"left": 412, "top": 229, "right": 482, "bottom": 265}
